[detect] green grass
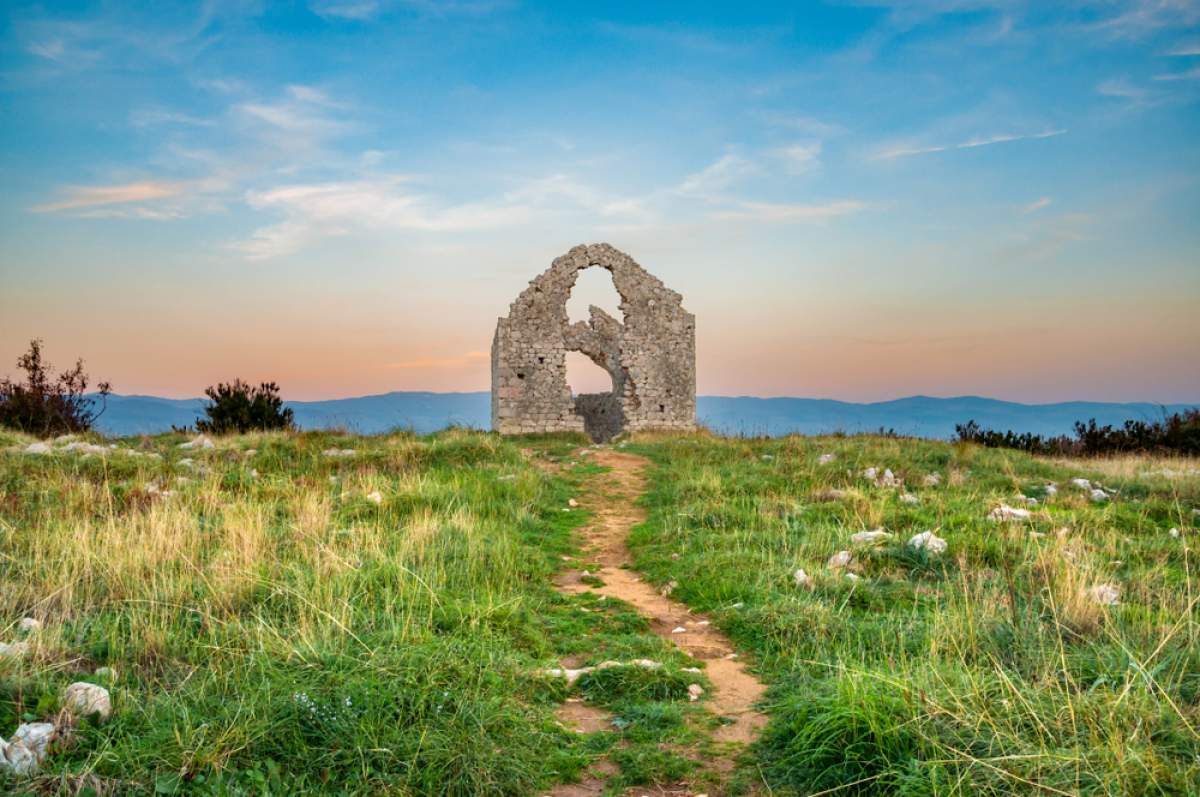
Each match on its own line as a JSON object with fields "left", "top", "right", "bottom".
{"left": 0, "top": 429, "right": 706, "bottom": 795}
{"left": 625, "top": 433, "right": 1200, "bottom": 796}
{"left": 3, "top": 428, "right": 1197, "bottom": 795}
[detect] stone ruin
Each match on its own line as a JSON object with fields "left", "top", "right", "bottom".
{"left": 491, "top": 243, "right": 696, "bottom": 442}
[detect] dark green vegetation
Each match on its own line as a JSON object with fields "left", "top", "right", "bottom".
{"left": 0, "top": 339, "right": 110, "bottom": 436}
{"left": 627, "top": 434, "right": 1200, "bottom": 795}
{"left": 0, "top": 430, "right": 709, "bottom": 795}
{"left": 956, "top": 408, "right": 1200, "bottom": 456}
{"left": 192, "top": 380, "right": 294, "bottom": 434}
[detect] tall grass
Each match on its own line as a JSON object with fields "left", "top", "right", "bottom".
{"left": 627, "top": 434, "right": 1199, "bottom": 795}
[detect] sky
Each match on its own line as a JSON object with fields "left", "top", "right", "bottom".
{"left": 1, "top": 0, "right": 1198, "bottom": 403}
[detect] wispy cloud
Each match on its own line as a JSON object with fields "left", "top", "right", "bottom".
{"left": 676, "top": 153, "right": 755, "bottom": 198}
{"left": 774, "top": 142, "right": 822, "bottom": 174}
{"left": 31, "top": 180, "right": 186, "bottom": 213}
{"left": 386, "top": 351, "right": 488, "bottom": 369}
{"left": 1153, "top": 66, "right": 1200, "bottom": 81}
{"left": 874, "top": 128, "right": 1065, "bottom": 160}
{"left": 310, "top": 0, "right": 381, "bottom": 20}
{"left": 1022, "top": 196, "right": 1052, "bottom": 214}
{"left": 712, "top": 199, "right": 865, "bottom": 223}
{"left": 1166, "top": 41, "right": 1200, "bottom": 56}
{"left": 232, "top": 179, "right": 538, "bottom": 259}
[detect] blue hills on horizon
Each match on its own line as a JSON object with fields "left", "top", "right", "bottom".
{"left": 88, "top": 391, "right": 1197, "bottom": 440}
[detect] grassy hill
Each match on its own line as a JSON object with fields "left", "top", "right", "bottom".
{"left": 1, "top": 429, "right": 1197, "bottom": 795}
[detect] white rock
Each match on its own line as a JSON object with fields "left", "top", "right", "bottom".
{"left": 568, "top": 498, "right": 579, "bottom": 508}
{"left": 366, "top": 491, "right": 383, "bottom": 504}
{"left": 23, "top": 442, "right": 51, "bottom": 455}
{"left": 988, "top": 505, "right": 1031, "bottom": 522}
{"left": 93, "top": 666, "right": 117, "bottom": 682}
{"left": 827, "top": 550, "right": 853, "bottom": 570}
{"left": 179, "top": 434, "right": 214, "bottom": 450}
{"left": 908, "top": 530, "right": 947, "bottom": 555}
{"left": 60, "top": 441, "right": 110, "bottom": 455}
{"left": 249, "top": 469, "right": 259, "bottom": 479}
{"left": 793, "top": 568, "right": 811, "bottom": 587}
{"left": 1169, "top": 527, "right": 1181, "bottom": 539}
{"left": 1013, "top": 495, "right": 1038, "bottom": 505}
{"left": 687, "top": 683, "right": 704, "bottom": 702}
{"left": 899, "top": 493, "right": 919, "bottom": 505}
{"left": 1089, "top": 489, "right": 1109, "bottom": 503}
{"left": 0, "top": 722, "right": 56, "bottom": 775}
{"left": 878, "top": 469, "right": 901, "bottom": 488}
{"left": 245, "top": 449, "right": 257, "bottom": 456}
{"left": 851, "top": 529, "right": 892, "bottom": 545}
{"left": 0, "top": 641, "right": 30, "bottom": 658}
{"left": 1071, "top": 478, "right": 1092, "bottom": 490}
{"left": 761, "top": 454, "right": 773, "bottom": 460}
{"left": 817, "top": 453, "right": 835, "bottom": 465}
{"left": 862, "top": 467, "right": 878, "bottom": 480}
{"left": 659, "top": 580, "right": 677, "bottom": 597}
{"left": 922, "top": 473, "right": 941, "bottom": 487}
{"left": 63, "top": 682, "right": 112, "bottom": 722}
{"left": 671, "top": 626, "right": 687, "bottom": 634}
{"left": 322, "top": 447, "right": 356, "bottom": 457}
{"left": 177, "top": 458, "right": 194, "bottom": 468}
{"left": 17, "top": 618, "right": 40, "bottom": 634}
{"left": 845, "top": 573, "right": 861, "bottom": 582}
{"left": 1044, "top": 483, "right": 1058, "bottom": 496}
{"left": 1088, "top": 583, "right": 1120, "bottom": 606}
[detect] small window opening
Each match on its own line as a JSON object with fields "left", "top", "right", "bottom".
{"left": 537, "top": 357, "right": 544, "bottom": 364}
{"left": 659, "top": 404, "right": 665, "bottom": 412}
{"left": 517, "top": 373, "right": 525, "bottom": 380}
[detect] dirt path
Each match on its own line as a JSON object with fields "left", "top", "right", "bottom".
{"left": 551, "top": 448, "right": 768, "bottom": 795}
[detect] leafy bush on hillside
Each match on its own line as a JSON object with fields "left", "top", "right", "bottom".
{"left": 194, "top": 379, "right": 294, "bottom": 434}
{"left": 956, "top": 409, "right": 1200, "bottom": 456}
{"left": 0, "top": 338, "right": 110, "bottom": 436}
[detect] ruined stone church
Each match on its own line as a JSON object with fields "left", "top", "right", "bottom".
{"left": 491, "top": 243, "right": 696, "bottom": 442}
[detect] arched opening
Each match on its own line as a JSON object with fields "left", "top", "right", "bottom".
{"left": 564, "top": 351, "right": 613, "bottom": 396}
{"left": 566, "top": 266, "right": 622, "bottom": 325}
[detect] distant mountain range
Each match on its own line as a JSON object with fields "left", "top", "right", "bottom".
{"left": 89, "top": 392, "right": 1196, "bottom": 440}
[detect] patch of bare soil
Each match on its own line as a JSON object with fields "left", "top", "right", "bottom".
{"left": 549, "top": 449, "right": 768, "bottom": 796}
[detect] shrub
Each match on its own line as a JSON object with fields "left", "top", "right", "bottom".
{"left": 0, "top": 339, "right": 111, "bottom": 436}
{"left": 195, "top": 379, "right": 294, "bottom": 434}
{"left": 955, "top": 409, "right": 1200, "bottom": 456}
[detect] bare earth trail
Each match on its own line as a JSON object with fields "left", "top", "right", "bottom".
{"left": 550, "top": 448, "right": 768, "bottom": 796}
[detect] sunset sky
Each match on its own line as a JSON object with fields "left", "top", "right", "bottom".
{"left": 2, "top": 1, "right": 1198, "bottom": 402}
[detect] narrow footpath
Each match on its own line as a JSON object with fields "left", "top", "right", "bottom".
{"left": 550, "top": 448, "right": 768, "bottom": 796}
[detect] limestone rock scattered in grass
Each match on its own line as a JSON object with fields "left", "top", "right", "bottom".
{"left": 179, "top": 435, "right": 214, "bottom": 450}
{"left": 1089, "top": 488, "right": 1109, "bottom": 503}
{"left": 793, "top": 568, "right": 810, "bottom": 587}
{"left": 687, "top": 683, "right": 704, "bottom": 702}
{"left": 877, "top": 468, "right": 902, "bottom": 488}
{"left": 0, "top": 641, "right": 30, "bottom": 658}
{"left": 568, "top": 498, "right": 579, "bottom": 508}
{"left": 908, "top": 530, "right": 947, "bottom": 554}
{"left": 988, "top": 504, "right": 1031, "bottom": 522}
{"left": 827, "top": 550, "right": 853, "bottom": 570}
{"left": 59, "top": 441, "right": 110, "bottom": 455}
{"left": 1044, "top": 483, "right": 1058, "bottom": 496}
{"left": 366, "top": 491, "right": 383, "bottom": 504}
{"left": 63, "top": 682, "right": 112, "bottom": 722}
{"left": 542, "top": 659, "right": 662, "bottom": 685}
{"left": 322, "top": 448, "right": 356, "bottom": 457}
{"left": 862, "top": 467, "right": 878, "bottom": 481}
{"left": 1071, "top": 478, "right": 1092, "bottom": 490}
{"left": 812, "top": 488, "right": 848, "bottom": 502}
{"left": 1088, "top": 583, "right": 1120, "bottom": 606}
{"left": 923, "top": 473, "right": 941, "bottom": 487}
{"left": 659, "top": 579, "right": 677, "bottom": 597}
{"left": 93, "top": 666, "right": 117, "bottom": 683}
{"left": 851, "top": 529, "right": 891, "bottom": 545}
{"left": 845, "top": 573, "right": 861, "bottom": 582}
{"left": 1169, "top": 527, "right": 1181, "bottom": 539}
{"left": 23, "top": 442, "right": 51, "bottom": 455}
{"left": 1012, "top": 495, "right": 1038, "bottom": 505}
{"left": 899, "top": 493, "right": 919, "bottom": 505}
{"left": 817, "top": 453, "right": 835, "bottom": 465}
{"left": 0, "top": 722, "right": 56, "bottom": 775}
{"left": 17, "top": 618, "right": 40, "bottom": 634}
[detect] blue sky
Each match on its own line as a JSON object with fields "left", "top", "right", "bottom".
{"left": 1, "top": 1, "right": 1198, "bottom": 402}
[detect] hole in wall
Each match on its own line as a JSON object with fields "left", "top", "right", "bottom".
{"left": 566, "top": 266, "right": 622, "bottom": 325}
{"left": 565, "top": 352, "right": 614, "bottom": 396}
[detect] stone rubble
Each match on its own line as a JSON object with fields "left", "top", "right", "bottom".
{"left": 908, "top": 530, "right": 948, "bottom": 554}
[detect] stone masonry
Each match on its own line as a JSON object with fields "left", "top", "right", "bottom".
{"left": 491, "top": 243, "right": 696, "bottom": 441}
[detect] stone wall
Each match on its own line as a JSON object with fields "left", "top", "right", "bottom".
{"left": 491, "top": 243, "right": 696, "bottom": 440}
